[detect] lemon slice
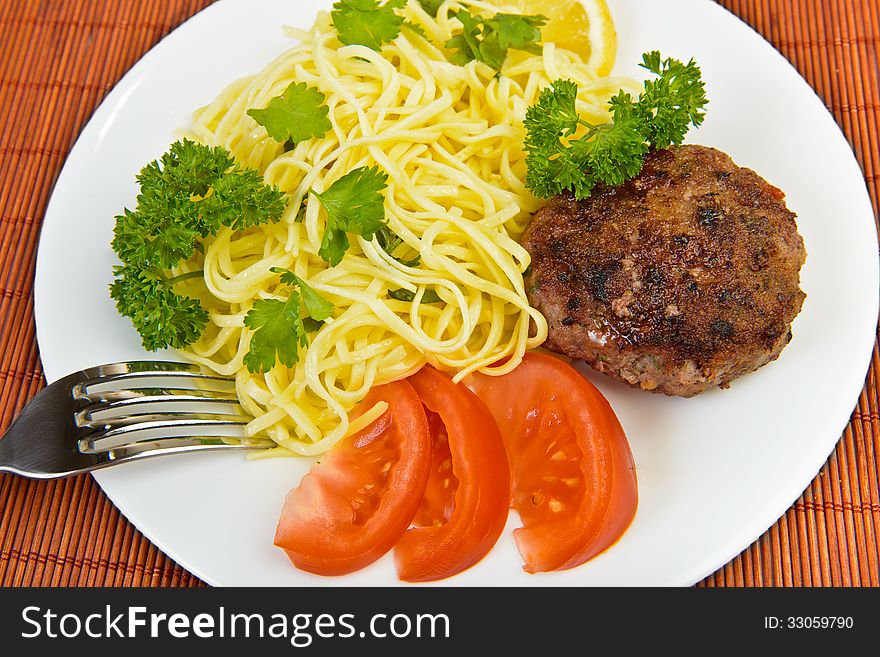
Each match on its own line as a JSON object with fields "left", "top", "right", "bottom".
{"left": 505, "top": 0, "right": 618, "bottom": 76}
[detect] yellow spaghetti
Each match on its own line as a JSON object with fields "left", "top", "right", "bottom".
{"left": 172, "top": 0, "right": 636, "bottom": 456}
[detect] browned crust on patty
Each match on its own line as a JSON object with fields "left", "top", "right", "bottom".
{"left": 522, "top": 145, "right": 807, "bottom": 397}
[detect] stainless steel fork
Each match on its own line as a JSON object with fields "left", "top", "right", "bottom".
{"left": 0, "top": 361, "right": 271, "bottom": 479}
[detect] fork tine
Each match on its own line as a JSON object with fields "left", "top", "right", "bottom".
{"left": 78, "top": 417, "right": 251, "bottom": 453}
{"left": 73, "top": 363, "right": 236, "bottom": 401}
{"left": 79, "top": 361, "right": 206, "bottom": 378}
{"left": 101, "top": 437, "right": 273, "bottom": 464}
{"left": 79, "top": 386, "right": 239, "bottom": 404}
{"left": 75, "top": 394, "right": 244, "bottom": 428}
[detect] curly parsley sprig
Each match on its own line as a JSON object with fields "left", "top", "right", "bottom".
{"left": 524, "top": 51, "right": 708, "bottom": 200}
{"left": 110, "top": 265, "right": 209, "bottom": 351}
{"left": 110, "top": 139, "right": 287, "bottom": 352}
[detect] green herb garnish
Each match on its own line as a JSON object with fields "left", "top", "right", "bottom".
{"left": 388, "top": 287, "right": 443, "bottom": 303}
{"left": 110, "top": 139, "right": 286, "bottom": 351}
{"left": 247, "top": 82, "right": 331, "bottom": 145}
{"left": 243, "top": 269, "right": 333, "bottom": 373}
{"left": 446, "top": 9, "right": 546, "bottom": 72}
{"left": 524, "top": 51, "right": 708, "bottom": 200}
{"left": 376, "top": 226, "right": 420, "bottom": 267}
{"left": 417, "top": 0, "right": 444, "bottom": 17}
{"left": 332, "top": 0, "right": 407, "bottom": 50}
{"left": 312, "top": 166, "right": 389, "bottom": 266}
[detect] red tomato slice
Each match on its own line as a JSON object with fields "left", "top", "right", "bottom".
{"left": 469, "top": 353, "right": 638, "bottom": 573}
{"left": 394, "top": 366, "right": 510, "bottom": 582}
{"left": 274, "top": 380, "right": 432, "bottom": 576}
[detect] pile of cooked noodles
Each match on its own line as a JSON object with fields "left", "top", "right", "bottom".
{"left": 172, "top": 0, "right": 635, "bottom": 456}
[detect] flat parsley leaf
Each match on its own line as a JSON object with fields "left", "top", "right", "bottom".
{"left": 294, "top": 201, "right": 308, "bottom": 223}
{"left": 446, "top": 10, "right": 546, "bottom": 72}
{"left": 274, "top": 268, "right": 335, "bottom": 321}
{"left": 524, "top": 52, "right": 707, "bottom": 200}
{"left": 332, "top": 0, "right": 407, "bottom": 51}
{"left": 243, "top": 270, "right": 334, "bottom": 373}
{"left": 488, "top": 13, "right": 545, "bottom": 55}
{"left": 312, "top": 166, "right": 389, "bottom": 266}
{"left": 247, "top": 82, "right": 331, "bottom": 145}
{"left": 243, "top": 297, "right": 307, "bottom": 373}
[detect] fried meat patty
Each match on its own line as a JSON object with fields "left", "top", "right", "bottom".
{"left": 522, "top": 145, "right": 806, "bottom": 397}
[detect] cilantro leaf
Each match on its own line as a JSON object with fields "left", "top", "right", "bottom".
{"left": 312, "top": 166, "right": 389, "bottom": 266}
{"left": 388, "top": 287, "right": 443, "bottom": 303}
{"left": 332, "top": 0, "right": 406, "bottom": 51}
{"left": 243, "top": 296, "right": 307, "bottom": 373}
{"left": 110, "top": 265, "right": 208, "bottom": 351}
{"left": 446, "top": 10, "right": 546, "bottom": 72}
{"left": 247, "top": 82, "right": 331, "bottom": 145}
{"left": 523, "top": 53, "right": 707, "bottom": 200}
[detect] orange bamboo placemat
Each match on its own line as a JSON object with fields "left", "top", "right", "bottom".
{"left": 0, "top": 0, "right": 878, "bottom": 587}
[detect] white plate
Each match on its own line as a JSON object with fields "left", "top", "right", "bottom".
{"left": 33, "top": 0, "right": 878, "bottom": 586}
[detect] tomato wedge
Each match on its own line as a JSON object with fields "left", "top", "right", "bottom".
{"left": 274, "top": 380, "right": 432, "bottom": 576}
{"left": 394, "top": 366, "right": 510, "bottom": 582}
{"left": 469, "top": 353, "right": 638, "bottom": 573}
